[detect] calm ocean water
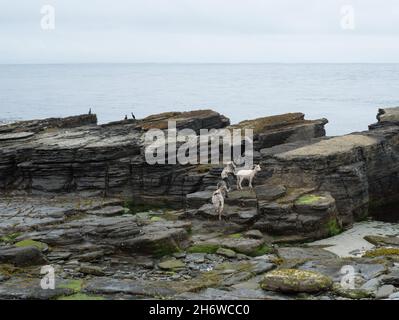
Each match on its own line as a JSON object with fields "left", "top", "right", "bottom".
{"left": 0, "top": 63, "right": 398, "bottom": 136}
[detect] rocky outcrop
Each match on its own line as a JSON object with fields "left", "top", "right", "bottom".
{"left": 0, "top": 114, "right": 97, "bottom": 134}
{"left": 1, "top": 107, "right": 399, "bottom": 301}
{"left": 0, "top": 109, "right": 327, "bottom": 209}
{"left": 229, "top": 112, "right": 327, "bottom": 150}
{"left": 369, "top": 106, "right": 399, "bottom": 129}
{"left": 0, "top": 110, "right": 229, "bottom": 200}
{"left": 258, "top": 117, "right": 399, "bottom": 227}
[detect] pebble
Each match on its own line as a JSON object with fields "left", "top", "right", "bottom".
{"left": 376, "top": 285, "right": 395, "bottom": 299}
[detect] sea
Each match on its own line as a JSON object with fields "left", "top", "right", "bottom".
{"left": 1, "top": 63, "right": 398, "bottom": 136}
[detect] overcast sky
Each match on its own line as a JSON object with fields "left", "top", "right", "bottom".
{"left": 1, "top": 0, "right": 399, "bottom": 63}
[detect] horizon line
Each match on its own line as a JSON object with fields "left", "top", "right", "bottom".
{"left": 1, "top": 62, "right": 399, "bottom": 65}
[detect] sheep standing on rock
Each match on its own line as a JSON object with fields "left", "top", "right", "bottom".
{"left": 221, "top": 161, "right": 236, "bottom": 191}
{"left": 236, "top": 164, "right": 261, "bottom": 190}
{"left": 217, "top": 180, "right": 229, "bottom": 198}
{"left": 212, "top": 187, "right": 226, "bottom": 220}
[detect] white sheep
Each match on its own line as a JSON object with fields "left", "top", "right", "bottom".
{"left": 212, "top": 188, "right": 225, "bottom": 220}
{"left": 236, "top": 164, "right": 261, "bottom": 190}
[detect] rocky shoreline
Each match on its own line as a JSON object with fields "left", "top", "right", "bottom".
{"left": 1, "top": 107, "right": 399, "bottom": 300}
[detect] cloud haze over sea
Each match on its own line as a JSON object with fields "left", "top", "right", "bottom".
{"left": 1, "top": 0, "right": 399, "bottom": 63}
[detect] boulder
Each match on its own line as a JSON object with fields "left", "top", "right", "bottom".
{"left": 260, "top": 269, "right": 333, "bottom": 293}
{"left": 259, "top": 122, "right": 399, "bottom": 227}
{"left": 254, "top": 191, "right": 340, "bottom": 240}
{"left": 0, "top": 246, "right": 47, "bottom": 267}
{"left": 376, "top": 285, "right": 395, "bottom": 299}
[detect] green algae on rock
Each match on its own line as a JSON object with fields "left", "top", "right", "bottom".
{"left": 295, "top": 194, "right": 325, "bottom": 205}
{"left": 57, "top": 293, "right": 105, "bottom": 300}
{"left": 158, "top": 259, "right": 185, "bottom": 270}
{"left": 260, "top": 269, "right": 333, "bottom": 293}
{"left": 14, "top": 239, "right": 49, "bottom": 252}
{"left": 363, "top": 247, "right": 399, "bottom": 258}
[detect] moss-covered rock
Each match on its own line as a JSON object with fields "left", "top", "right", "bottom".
{"left": 187, "top": 244, "right": 220, "bottom": 254}
{"left": 192, "top": 237, "right": 266, "bottom": 256}
{"left": 364, "top": 235, "right": 399, "bottom": 247}
{"left": 228, "top": 233, "right": 243, "bottom": 239}
{"left": 260, "top": 269, "right": 333, "bottom": 293}
{"left": 332, "top": 284, "right": 374, "bottom": 299}
{"left": 295, "top": 194, "right": 325, "bottom": 205}
{"left": 247, "top": 244, "right": 273, "bottom": 257}
{"left": 158, "top": 259, "right": 185, "bottom": 270}
{"left": 0, "top": 233, "right": 21, "bottom": 244}
{"left": 363, "top": 247, "right": 399, "bottom": 258}
{"left": 14, "top": 239, "right": 49, "bottom": 252}
{"left": 150, "top": 216, "right": 163, "bottom": 222}
{"left": 326, "top": 218, "right": 342, "bottom": 237}
{"left": 216, "top": 247, "right": 236, "bottom": 258}
{"left": 58, "top": 279, "right": 84, "bottom": 293}
{"left": 57, "top": 293, "right": 105, "bottom": 300}
{"left": 152, "top": 241, "right": 182, "bottom": 257}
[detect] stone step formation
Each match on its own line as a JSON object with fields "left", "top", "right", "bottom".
{"left": 1, "top": 107, "right": 399, "bottom": 300}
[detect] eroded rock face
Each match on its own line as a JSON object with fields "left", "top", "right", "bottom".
{"left": 0, "top": 110, "right": 229, "bottom": 202}
{"left": 258, "top": 123, "right": 399, "bottom": 226}
{"left": 2, "top": 107, "right": 399, "bottom": 245}
{"left": 369, "top": 106, "right": 399, "bottom": 129}
{"left": 254, "top": 191, "right": 340, "bottom": 240}
{"left": 0, "top": 110, "right": 327, "bottom": 209}
{"left": 0, "top": 196, "right": 191, "bottom": 258}
{"left": 228, "top": 113, "right": 327, "bottom": 150}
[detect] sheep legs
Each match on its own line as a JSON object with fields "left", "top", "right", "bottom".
{"left": 249, "top": 177, "right": 253, "bottom": 189}
{"left": 237, "top": 177, "right": 243, "bottom": 190}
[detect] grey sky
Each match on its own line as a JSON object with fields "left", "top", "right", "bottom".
{"left": 1, "top": 0, "right": 399, "bottom": 63}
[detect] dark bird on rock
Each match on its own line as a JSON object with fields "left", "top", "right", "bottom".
{"left": 124, "top": 115, "right": 128, "bottom": 120}
{"left": 88, "top": 108, "right": 92, "bottom": 115}
{"left": 131, "top": 113, "right": 136, "bottom": 120}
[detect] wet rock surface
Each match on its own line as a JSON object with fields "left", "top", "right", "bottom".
{"left": 0, "top": 108, "right": 399, "bottom": 300}
{"left": 0, "top": 194, "right": 398, "bottom": 300}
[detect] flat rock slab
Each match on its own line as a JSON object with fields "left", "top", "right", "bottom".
{"left": 255, "top": 184, "right": 286, "bottom": 201}
{"left": 0, "top": 196, "right": 124, "bottom": 234}
{"left": 277, "top": 247, "right": 338, "bottom": 262}
{"left": 0, "top": 277, "right": 72, "bottom": 299}
{"left": 309, "top": 220, "right": 399, "bottom": 257}
{"left": 185, "top": 191, "right": 213, "bottom": 209}
{"left": 197, "top": 236, "right": 265, "bottom": 256}
{"left": 364, "top": 235, "right": 399, "bottom": 247}
{"left": 83, "top": 277, "right": 178, "bottom": 298}
{"left": 176, "top": 287, "right": 289, "bottom": 300}
{"left": 276, "top": 134, "right": 377, "bottom": 159}
{"left": 87, "top": 206, "right": 126, "bottom": 216}
{"left": 298, "top": 259, "right": 386, "bottom": 282}
{"left": 194, "top": 204, "right": 258, "bottom": 222}
{"left": 0, "top": 131, "right": 34, "bottom": 141}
